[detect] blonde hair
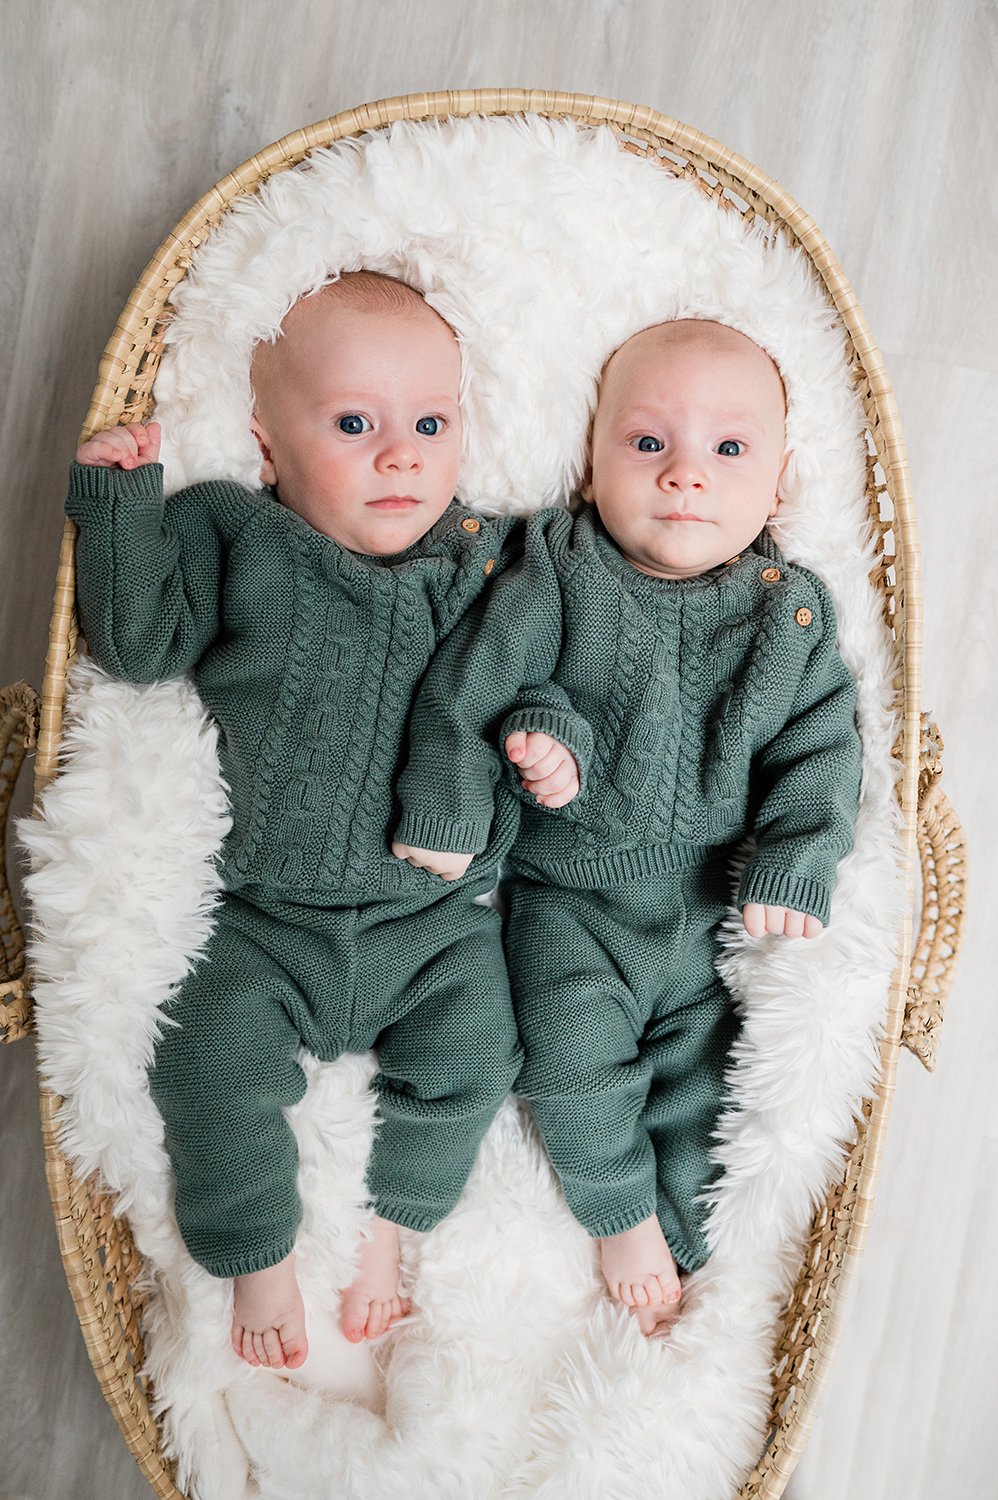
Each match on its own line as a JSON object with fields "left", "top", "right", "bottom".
{"left": 603, "top": 319, "right": 787, "bottom": 414}
{"left": 310, "top": 270, "right": 433, "bottom": 317}
{"left": 251, "top": 272, "right": 455, "bottom": 405}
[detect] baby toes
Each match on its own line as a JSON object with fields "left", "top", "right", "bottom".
{"left": 234, "top": 1326, "right": 261, "bottom": 1366}
{"left": 283, "top": 1330, "right": 308, "bottom": 1369}
{"left": 366, "top": 1300, "right": 389, "bottom": 1340}
{"left": 339, "top": 1289, "right": 370, "bottom": 1343}
{"left": 260, "top": 1327, "right": 285, "bottom": 1368}
{"left": 649, "top": 1274, "right": 682, "bottom": 1306}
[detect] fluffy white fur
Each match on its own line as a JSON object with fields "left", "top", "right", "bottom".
{"left": 23, "top": 116, "right": 903, "bottom": 1499}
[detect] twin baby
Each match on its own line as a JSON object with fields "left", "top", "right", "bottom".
{"left": 69, "top": 271, "right": 861, "bottom": 1370}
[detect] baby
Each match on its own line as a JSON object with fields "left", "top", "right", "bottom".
{"left": 393, "top": 318, "right": 863, "bottom": 1335}
{"left": 68, "top": 271, "right": 571, "bottom": 1370}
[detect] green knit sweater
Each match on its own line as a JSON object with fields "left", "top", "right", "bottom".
{"left": 67, "top": 462, "right": 524, "bottom": 898}
{"left": 395, "top": 506, "right": 862, "bottom": 923}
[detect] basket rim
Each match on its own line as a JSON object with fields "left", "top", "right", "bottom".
{"left": 33, "top": 87, "right": 920, "bottom": 1500}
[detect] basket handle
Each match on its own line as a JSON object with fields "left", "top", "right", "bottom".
{"left": 1, "top": 681, "right": 41, "bottom": 1043}
{"left": 902, "top": 716, "right": 967, "bottom": 1071}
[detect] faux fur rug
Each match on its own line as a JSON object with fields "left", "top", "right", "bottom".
{"left": 24, "top": 116, "right": 903, "bottom": 1500}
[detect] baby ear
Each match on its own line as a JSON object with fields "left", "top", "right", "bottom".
{"left": 770, "top": 448, "right": 793, "bottom": 516}
{"left": 580, "top": 464, "right": 595, "bottom": 504}
{"left": 250, "top": 414, "right": 278, "bottom": 487}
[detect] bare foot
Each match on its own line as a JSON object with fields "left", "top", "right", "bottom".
{"left": 231, "top": 1252, "right": 308, "bottom": 1369}
{"left": 599, "top": 1214, "right": 682, "bottom": 1317}
{"left": 631, "top": 1298, "right": 683, "bottom": 1338}
{"left": 339, "top": 1215, "right": 411, "bottom": 1343}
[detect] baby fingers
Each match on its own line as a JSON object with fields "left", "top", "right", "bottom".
{"left": 524, "top": 761, "right": 580, "bottom": 806}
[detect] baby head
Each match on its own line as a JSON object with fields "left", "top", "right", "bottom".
{"left": 582, "top": 319, "right": 788, "bottom": 579}
{"left": 250, "top": 272, "right": 462, "bottom": 555}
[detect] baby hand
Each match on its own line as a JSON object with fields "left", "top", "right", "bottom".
{"left": 505, "top": 731, "right": 580, "bottom": 808}
{"left": 742, "top": 904, "right": 824, "bottom": 940}
{"left": 76, "top": 421, "right": 161, "bottom": 470}
{"left": 391, "top": 841, "right": 473, "bottom": 882}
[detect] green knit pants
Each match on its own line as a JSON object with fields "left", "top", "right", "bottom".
{"left": 503, "top": 854, "right": 740, "bottom": 1272}
{"left": 149, "top": 883, "right": 520, "bottom": 1278}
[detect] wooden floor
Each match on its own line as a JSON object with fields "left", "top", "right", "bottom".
{"left": 1, "top": 2, "right": 993, "bottom": 1496}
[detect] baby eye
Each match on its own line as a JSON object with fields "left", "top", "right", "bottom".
{"left": 415, "top": 416, "right": 443, "bottom": 436}
{"left": 336, "top": 414, "right": 372, "bottom": 435}
{"left": 631, "top": 435, "right": 662, "bottom": 453}
{"left": 717, "top": 439, "right": 743, "bottom": 457}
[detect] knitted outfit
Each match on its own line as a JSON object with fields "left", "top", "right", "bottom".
{"left": 67, "top": 461, "right": 525, "bottom": 1277}
{"left": 396, "top": 504, "right": 862, "bottom": 1270}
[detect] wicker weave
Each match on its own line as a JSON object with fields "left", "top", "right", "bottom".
{"left": 0, "top": 89, "right": 968, "bottom": 1498}
{"left": 0, "top": 682, "right": 40, "bottom": 1045}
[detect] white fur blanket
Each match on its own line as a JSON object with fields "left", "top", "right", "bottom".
{"left": 24, "top": 116, "right": 903, "bottom": 1500}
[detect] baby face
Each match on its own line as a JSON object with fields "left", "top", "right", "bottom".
{"left": 583, "top": 321, "right": 787, "bottom": 579}
{"left": 251, "top": 294, "right": 462, "bottom": 555}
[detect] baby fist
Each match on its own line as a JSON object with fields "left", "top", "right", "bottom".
{"left": 76, "top": 421, "right": 162, "bottom": 470}
{"left": 742, "top": 904, "right": 824, "bottom": 939}
{"left": 505, "top": 731, "right": 580, "bottom": 808}
{"left": 391, "top": 841, "right": 473, "bottom": 882}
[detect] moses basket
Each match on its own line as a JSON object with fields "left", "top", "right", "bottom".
{"left": 0, "top": 88, "right": 967, "bottom": 1498}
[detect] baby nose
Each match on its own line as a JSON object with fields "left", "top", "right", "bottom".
{"left": 376, "top": 430, "right": 422, "bottom": 471}
{"left": 658, "top": 451, "right": 705, "bottom": 491}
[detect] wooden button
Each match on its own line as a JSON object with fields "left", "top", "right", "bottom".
{"left": 484, "top": 558, "right": 495, "bottom": 575}
{"left": 761, "top": 566, "right": 782, "bottom": 582}
{"left": 795, "top": 606, "right": 813, "bottom": 627}
{"left": 461, "top": 517, "right": 482, "bottom": 533}
{"left": 724, "top": 554, "right": 742, "bottom": 567}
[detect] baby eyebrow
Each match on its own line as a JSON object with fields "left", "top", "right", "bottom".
{"left": 713, "top": 416, "right": 764, "bottom": 434}
{"left": 619, "top": 406, "right": 665, "bottom": 425}
{"left": 313, "top": 391, "right": 460, "bottom": 407}
{"left": 619, "top": 409, "right": 765, "bottom": 436}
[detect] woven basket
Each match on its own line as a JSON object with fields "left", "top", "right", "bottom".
{"left": 0, "top": 89, "right": 968, "bottom": 1498}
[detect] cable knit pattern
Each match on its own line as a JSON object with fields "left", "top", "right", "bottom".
{"left": 600, "top": 591, "right": 652, "bottom": 841}
{"left": 245, "top": 526, "right": 316, "bottom": 887}
{"left": 66, "top": 461, "right": 522, "bottom": 899}
{"left": 398, "top": 506, "right": 862, "bottom": 924}
{"left": 343, "top": 576, "right": 427, "bottom": 887}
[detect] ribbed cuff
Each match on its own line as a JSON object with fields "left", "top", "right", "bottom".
{"left": 583, "top": 1199, "right": 659, "bottom": 1240}
{"left": 500, "top": 707, "right": 593, "bottom": 795}
{"left": 196, "top": 1233, "right": 298, "bottom": 1280}
{"left": 738, "top": 865, "right": 831, "bottom": 925}
{"left": 66, "top": 459, "right": 165, "bottom": 517}
{"left": 393, "top": 809, "right": 491, "bottom": 856}
{"left": 371, "top": 1196, "right": 451, "bottom": 1233}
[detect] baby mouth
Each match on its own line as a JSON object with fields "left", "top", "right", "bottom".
{"left": 367, "top": 496, "right": 420, "bottom": 509}
{"left": 659, "top": 512, "right": 705, "bottom": 523}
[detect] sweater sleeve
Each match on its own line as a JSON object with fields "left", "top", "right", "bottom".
{"left": 738, "top": 586, "right": 862, "bottom": 925}
{"left": 394, "top": 509, "right": 578, "bottom": 853}
{"left": 66, "top": 462, "right": 230, "bottom": 681}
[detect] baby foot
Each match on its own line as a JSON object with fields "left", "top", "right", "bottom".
{"left": 339, "top": 1214, "right": 411, "bottom": 1343}
{"left": 631, "top": 1298, "right": 684, "bottom": 1338}
{"left": 231, "top": 1252, "right": 308, "bottom": 1369}
{"left": 599, "top": 1214, "right": 683, "bottom": 1316}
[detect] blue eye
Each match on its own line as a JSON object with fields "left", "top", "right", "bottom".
{"left": 717, "top": 440, "right": 743, "bottom": 456}
{"left": 337, "top": 414, "right": 371, "bottom": 434}
{"left": 416, "top": 416, "right": 442, "bottom": 436}
{"left": 631, "top": 435, "right": 662, "bottom": 452}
